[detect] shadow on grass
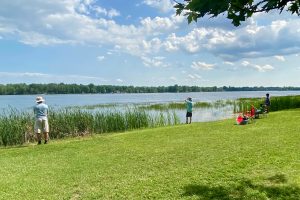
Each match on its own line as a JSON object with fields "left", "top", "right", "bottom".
{"left": 182, "top": 174, "right": 300, "bottom": 200}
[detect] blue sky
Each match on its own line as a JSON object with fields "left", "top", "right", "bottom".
{"left": 0, "top": 0, "right": 299, "bottom": 86}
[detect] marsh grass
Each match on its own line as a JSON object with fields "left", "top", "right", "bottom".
{"left": 0, "top": 108, "right": 33, "bottom": 146}
{"left": 68, "top": 103, "right": 117, "bottom": 109}
{"left": 0, "top": 107, "right": 179, "bottom": 146}
{"left": 140, "top": 101, "right": 214, "bottom": 110}
{"left": 234, "top": 95, "right": 300, "bottom": 113}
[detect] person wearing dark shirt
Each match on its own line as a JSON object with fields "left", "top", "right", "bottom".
{"left": 264, "top": 93, "right": 271, "bottom": 113}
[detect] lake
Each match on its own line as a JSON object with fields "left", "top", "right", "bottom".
{"left": 1, "top": 91, "right": 300, "bottom": 123}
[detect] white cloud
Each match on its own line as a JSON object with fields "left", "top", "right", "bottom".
{"left": 241, "top": 61, "right": 274, "bottom": 72}
{"left": 223, "top": 61, "right": 234, "bottom": 66}
{"left": 93, "top": 5, "right": 120, "bottom": 18}
{"left": 19, "top": 31, "right": 77, "bottom": 46}
{"left": 142, "top": 0, "right": 174, "bottom": 13}
{"left": 0, "top": 71, "right": 108, "bottom": 84}
{"left": 97, "top": 56, "right": 105, "bottom": 61}
{"left": 274, "top": 55, "right": 285, "bottom": 61}
{"left": 142, "top": 38, "right": 162, "bottom": 54}
{"left": 116, "top": 79, "right": 123, "bottom": 83}
{"left": 169, "top": 76, "right": 177, "bottom": 81}
{"left": 191, "top": 61, "right": 215, "bottom": 70}
{"left": 141, "top": 56, "right": 169, "bottom": 67}
{"left": 163, "top": 28, "right": 236, "bottom": 54}
{"left": 1, "top": 0, "right": 300, "bottom": 65}
{"left": 108, "top": 9, "right": 120, "bottom": 18}
{"left": 253, "top": 64, "right": 274, "bottom": 72}
{"left": 140, "top": 16, "right": 178, "bottom": 35}
{"left": 0, "top": 0, "right": 187, "bottom": 60}
{"left": 94, "top": 6, "right": 107, "bottom": 15}
{"left": 241, "top": 61, "right": 250, "bottom": 66}
{"left": 187, "top": 73, "right": 203, "bottom": 81}
{"left": 162, "top": 17, "right": 300, "bottom": 61}
{"left": 188, "top": 74, "right": 195, "bottom": 79}
{"left": 194, "top": 74, "right": 202, "bottom": 79}
{"left": 0, "top": 72, "right": 49, "bottom": 77}
{"left": 271, "top": 20, "right": 287, "bottom": 31}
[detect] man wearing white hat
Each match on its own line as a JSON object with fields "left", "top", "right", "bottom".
{"left": 34, "top": 96, "right": 49, "bottom": 144}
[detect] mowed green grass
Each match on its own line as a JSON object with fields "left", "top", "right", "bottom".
{"left": 0, "top": 110, "right": 299, "bottom": 200}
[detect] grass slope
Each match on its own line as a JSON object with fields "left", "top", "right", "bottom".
{"left": 0, "top": 110, "right": 300, "bottom": 199}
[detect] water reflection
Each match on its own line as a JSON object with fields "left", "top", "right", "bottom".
{"left": 75, "top": 104, "right": 235, "bottom": 123}
{"left": 175, "top": 105, "right": 234, "bottom": 123}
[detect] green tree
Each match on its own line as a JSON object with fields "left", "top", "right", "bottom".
{"left": 174, "top": 0, "right": 300, "bottom": 26}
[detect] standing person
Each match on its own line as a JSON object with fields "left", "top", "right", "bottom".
{"left": 264, "top": 93, "right": 271, "bottom": 113}
{"left": 185, "top": 97, "right": 193, "bottom": 124}
{"left": 34, "top": 96, "right": 49, "bottom": 144}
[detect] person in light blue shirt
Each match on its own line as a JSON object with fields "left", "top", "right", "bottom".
{"left": 185, "top": 97, "right": 193, "bottom": 124}
{"left": 34, "top": 96, "right": 49, "bottom": 144}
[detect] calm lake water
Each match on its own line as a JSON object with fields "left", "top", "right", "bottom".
{"left": 1, "top": 91, "right": 300, "bottom": 122}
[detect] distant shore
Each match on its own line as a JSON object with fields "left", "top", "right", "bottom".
{"left": 1, "top": 83, "right": 300, "bottom": 95}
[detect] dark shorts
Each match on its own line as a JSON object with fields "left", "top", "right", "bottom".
{"left": 186, "top": 112, "right": 192, "bottom": 117}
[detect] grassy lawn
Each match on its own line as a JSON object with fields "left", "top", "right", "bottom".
{"left": 0, "top": 109, "right": 299, "bottom": 199}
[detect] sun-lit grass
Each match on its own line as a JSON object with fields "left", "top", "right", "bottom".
{"left": 0, "top": 109, "right": 299, "bottom": 199}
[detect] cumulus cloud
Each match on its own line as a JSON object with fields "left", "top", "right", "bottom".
{"left": 94, "top": 6, "right": 120, "bottom": 18}
{"left": 0, "top": 72, "right": 49, "bottom": 77}
{"left": 142, "top": 0, "right": 174, "bottom": 13}
{"left": 241, "top": 61, "right": 274, "bottom": 72}
{"left": 141, "top": 56, "right": 169, "bottom": 67}
{"left": 169, "top": 76, "right": 177, "bottom": 81}
{"left": 97, "top": 56, "right": 105, "bottom": 61}
{"left": 0, "top": 71, "right": 108, "bottom": 84}
{"left": 1, "top": 0, "right": 300, "bottom": 64}
{"left": 274, "top": 55, "right": 285, "bottom": 61}
{"left": 191, "top": 61, "right": 215, "bottom": 70}
{"left": 223, "top": 61, "right": 234, "bottom": 66}
{"left": 162, "top": 18, "right": 300, "bottom": 61}
{"left": 187, "top": 73, "right": 204, "bottom": 82}
{"left": 0, "top": 0, "right": 183, "bottom": 58}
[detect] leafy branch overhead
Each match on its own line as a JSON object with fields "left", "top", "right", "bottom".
{"left": 174, "top": 0, "right": 300, "bottom": 26}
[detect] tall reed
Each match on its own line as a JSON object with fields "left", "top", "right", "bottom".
{"left": 0, "top": 108, "right": 33, "bottom": 146}
{"left": 234, "top": 95, "right": 300, "bottom": 113}
{"left": 140, "top": 101, "right": 213, "bottom": 110}
{"left": 0, "top": 107, "right": 180, "bottom": 147}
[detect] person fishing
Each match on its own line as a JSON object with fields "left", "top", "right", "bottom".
{"left": 185, "top": 97, "right": 193, "bottom": 124}
{"left": 264, "top": 93, "right": 271, "bottom": 113}
{"left": 34, "top": 96, "right": 49, "bottom": 144}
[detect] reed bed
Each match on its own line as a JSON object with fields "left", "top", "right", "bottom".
{"left": 234, "top": 95, "right": 300, "bottom": 113}
{"left": 0, "top": 109, "right": 33, "bottom": 146}
{"left": 0, "top": 107, "right": 179, "bottom": 147}
{"left": 68, "top": 103, "right": 118, "bottom": 110}
{"left": 140, "top": 101, "right": 214, "bottom": 110}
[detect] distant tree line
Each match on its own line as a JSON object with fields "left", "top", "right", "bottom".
{"left": 0, "top": 83, "right": 299, "bottom": 95}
